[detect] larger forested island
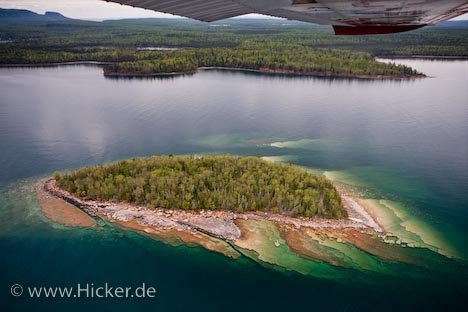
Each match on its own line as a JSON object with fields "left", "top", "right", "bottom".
{"left": 54, "top": 155, "right": 347, "bottom": 219}
{"left": 102, "top": 45, "right": 421, "bottom": 78}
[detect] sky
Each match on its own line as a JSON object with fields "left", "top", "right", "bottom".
{"left": 0, "top": 0, "right": 467, "bottom": 21}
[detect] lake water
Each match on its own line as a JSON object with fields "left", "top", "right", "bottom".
{"left": 1, "top": 60, "right": 467, "bottom": 311}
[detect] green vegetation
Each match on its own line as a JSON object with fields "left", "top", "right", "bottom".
{"left": 1, "top": 18, "right": 467, "bottom": 77}
{"left": 1, "top": 19, "right": 467, "bottom": 56}
{"left": 0, "top": 46, "right": 150, "bottom": 64}
{"left": 0, "top": 43, "right": 420, "bottom": 77}
{"left": 104, "top": 44, "right": 420, "bottom": 77}
{"left": 54, "top": 155, "right": 347, "bottom": 219}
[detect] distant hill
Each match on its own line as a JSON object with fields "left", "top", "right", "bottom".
{"left": 0, "top": 9, "right": 69, "bottom": 24}
{"left": 0, "top": 8, "right": 466, "bottom": 28}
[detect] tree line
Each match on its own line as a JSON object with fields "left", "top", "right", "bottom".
{"left": 0, "top": 43, "right": 422, "bottom": 77}
{"left": 1, "top": 19, "right": 466, "bottom": 57}
{"left": 54, "top": 155, "right": 348, "bottom": 219}
{"left": 104, "top": 43, "right": 421, "bottom": 77}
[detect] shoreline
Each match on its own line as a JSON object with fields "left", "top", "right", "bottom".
{"left": 0, "top": 61, "right": 424, "bottom": 80}
{"left": 103, "top": 66, "right": 425, "bottom": 80}
{"left": 377, "top": 55, "right": 468, "bottom": 60}
{"left": 0, "top": 61, "right": 114, "bottom": 67}
{"left": 3, "top": 55, "right": 466, "bottom": 76}
{"left": 42, "top": 178, "right": 382, "bottom": 239}
{"left": 37, "top": 180, "right": 96, "bottom": 227}
{"left": 103, "top": 69, "right": 195, "bottom": 77}
{"left": 41, "top": 178, "right": 442, "bottom": 270}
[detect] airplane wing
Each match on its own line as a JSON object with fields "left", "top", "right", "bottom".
{"left": 106, "top": 0, "right": 468, "bottom": 35}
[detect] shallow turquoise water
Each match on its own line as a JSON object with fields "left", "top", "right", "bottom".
{"left": 1, "top": 60, "right": 467, "bottom": 310}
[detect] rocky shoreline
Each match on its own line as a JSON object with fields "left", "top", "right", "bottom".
{"left": 38, "top": 181, "right": 96, "bottom": 227}
{"left": 43, "top": 178, "right": 383, "bottom": 241}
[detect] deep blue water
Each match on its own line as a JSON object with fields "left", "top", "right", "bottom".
{"left": 0, "top": 60, "right": 467, "bottom": 311}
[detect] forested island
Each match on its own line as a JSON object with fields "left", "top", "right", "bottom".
{"left": 102, "top": 44, "right": 421, "bottom": 78}
{"left": 42, "top": 155, "right": 389, "bottom": 264}
{"left": 53, "top": 155, "right": 347, "bottom": 219}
